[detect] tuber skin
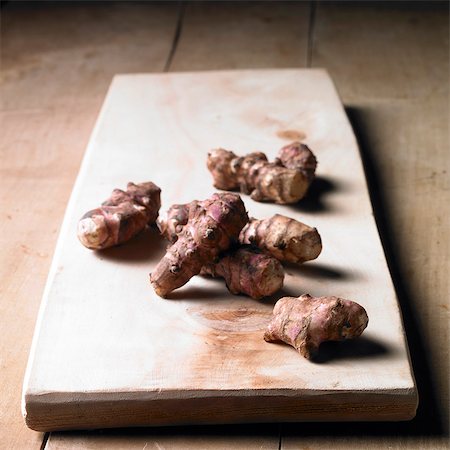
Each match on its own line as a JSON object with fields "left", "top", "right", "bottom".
{"left": 159, "top": 205, "right": 321, "bottom": 265}
{"left": 207, "top": 148, "right": 310, "bottom": 204}
{"left": 277, "top": 141, "right": 317, "bottom": 183}
{"left": 264, "top": 294, "right": 369, "bottom": 359}
{"left": 150, "top": 193, "right": 248, "bottom": 297}
{"left": 157, "top": 202, "right": 196, "bottom": 244}
{"left": 78, "top": 182, "right": 161, "bottom": 250}
{"left": 240, "top": 214, "right": 322, "bottom": 264}
{"left": 206, "top": 142, "right": 317, "bottom": 204}
{"left": 201, "top": 247, "right": 284, "bottom": 300}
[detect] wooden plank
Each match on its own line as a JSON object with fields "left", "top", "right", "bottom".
{"left": 0, "top": 2, "right": 178, "bottom": 449}
{"left": 23, "top": 69, "right": 417, "bottom": 432}
{"left": 282, "top": 436, "right": 450, "bottom": 450}
{"left": 46, "top": 427, "right": 280, "bottom": 450}
{"left": 283, "top": 2, "right": 449, "bottom": 449}
{"left": 170, "top": 1, "right": 310, "bottom": 70}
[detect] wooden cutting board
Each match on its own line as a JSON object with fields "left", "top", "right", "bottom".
{"left": 22, "top": 69, "right": 418, "bottom": 431}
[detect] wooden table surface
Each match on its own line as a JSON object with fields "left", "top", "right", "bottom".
{"left": 1, "top": 1, "right": 448, "bottom": 449}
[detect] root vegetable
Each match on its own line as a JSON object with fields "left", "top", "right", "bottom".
{"left": 240, "top": 214, "right": 322, "bottom": 263}
{"left": 78, "top": 181, "right": 161, "bottom": 250}
{"left": 159, "top": 205, "right": 321, "bottom": 264}
{"left": 206, "top": 142, "right": 317, "bottom": 204}
{"left": 150, "top": 193, "right": 248, "bottom": 297}
{"left": 201, "top": 247, "right": 284, "bottom": 300}
{"left": 277, "top": 141, "right": 317, "bottom": 182}
{"left": 264, "top": 294, "right": 369, "bottom": 359}
{"left": 207, "top": 149, "right": 310, "bottom": 204}
{"left": 157, "top": 202, "right": 196, "bottom": 244}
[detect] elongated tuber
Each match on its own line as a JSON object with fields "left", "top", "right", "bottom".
{"left": 150, "top": 193, "right": 248, "bottom": 297}
{"left": 277, "top": 141, "right": 317, "bottom": 183}
{"left": 201, "top": 247, "right": 284, "bottom": 299}
{"left": 159, "top": 205, "right": 321, "bottom": 264}
{"left": 78, "top": 181, "right": 161, "bottom": 250}
{"left": 207, "top": 149, "right": 310, "bottom": 204}
{"left": 264, "top": 294, "right": 369, "bottom": 359}
{"left": 240, "top": 214, "right": 322, "bottom": 263}
{"left": 206, "top": 142, "right": 317, "bottom": 204}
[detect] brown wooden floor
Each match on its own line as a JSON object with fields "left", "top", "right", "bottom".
{"left": 1, "top": 1, "right": 448, "bottom": 448}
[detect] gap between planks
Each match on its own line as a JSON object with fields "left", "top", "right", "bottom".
{"left": 306, "top": 0, "right": 317, "bottom": 67}
{"left": 164, "top": 1, "right": 187, "bottom": 72}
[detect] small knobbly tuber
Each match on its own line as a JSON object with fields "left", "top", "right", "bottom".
{"left": 240, "top": 214, "right": 322, "bottom": 264}
{"left": 264, "top": 294, "right": 368, "bottom": 359}
{"left": 78, "top": 182, "right": 161, "bottom": 250}
{"left": 207, "top": 149, "right": 309, "bottom": 204}
{"left": 277, "top": 141, "right": 317, "bottom": 183}
{"left": 206, "top": 142, "right": 317, "bottom": 204}
{"left": 201, "top": 247, "right": 284, "bottom": 300}
{"left": 150, "top": 193, "right": 248, "bottom": 297}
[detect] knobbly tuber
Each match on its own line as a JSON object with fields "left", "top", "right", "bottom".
{"left": 240, "top": 214, "right": 322, "bottom": 264}
{"left": 150, "top": 193, "right": 248, "bottom": 297}
{"left": 206, "top": 142, "right": 317, "bottom": 204}
{"left": 201, "top": 247, "right": 284, "bottom": 300}
{"left": 277, "top": 141, "right": 317, "bottom": 183}
{"left": 78, "top": 181, "right": 161, "bottom": 250}
{"left": 159, "top": 205, "right": 321, "bottom": 264}
{"left": 207, "top": 149, "right": 309, "bottom": 204}
{"left": 264, "top": 294, "right": 369, "bottom": 359}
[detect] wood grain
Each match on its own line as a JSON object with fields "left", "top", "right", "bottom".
{"left": 22, "top": 70, "right": 417, "bottom": 431}
{"left": 0, "top": 2, "right": 178, "bottom": 449}
{"left": 46, "top": 427, "right": 280, "bottom": 450}
{"left": 171, "top": 1, "right": 309, "bottom": 70}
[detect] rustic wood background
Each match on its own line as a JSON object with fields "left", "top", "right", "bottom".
{"left": 1, "top": 1, "right": 448, "bottom": 448}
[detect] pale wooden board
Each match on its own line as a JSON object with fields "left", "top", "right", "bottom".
{"left": 22, "top": 69, "right": 417, "bottom": 432}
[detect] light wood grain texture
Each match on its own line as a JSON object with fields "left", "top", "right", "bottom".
{"left": 171, "top": 1, "right": 309, "bottom": 70}
{"left": 0, "top": 2, "right": 178, "bottom": 449}
{"left": 22, "top": 69, "right": 417, "bottom": 432}
{"left": 45, "top": 427, "right": 280, "bottom": 450}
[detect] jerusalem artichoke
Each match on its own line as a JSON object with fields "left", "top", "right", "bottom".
{"left": 150, "top": 193, "right": 248, "bottom": 297}
{"left": 207, "top": 149, "right": 310, "bottom": 204}
{"left": 264, "top": 294, "right": 369, "bottom": 359}
{"left": 157, "top": 202, "right": 196, "bottom": 244}
{"left": 277, "top": 141, "right": 317, "bottom": 183}
{"left": 201, "top": 247, "right": 284, "bottom": 300}
{"left": 240, "top": 214, "right": 322, "bottom": 263}
{"left": 206, "top": 142, "right": 317, "bottom": 204}
{"left": 78, "top": 181, "right": 161, "bottom": 250}
{"left": 159, "top": 205, "right": 321, "bottom": 264}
